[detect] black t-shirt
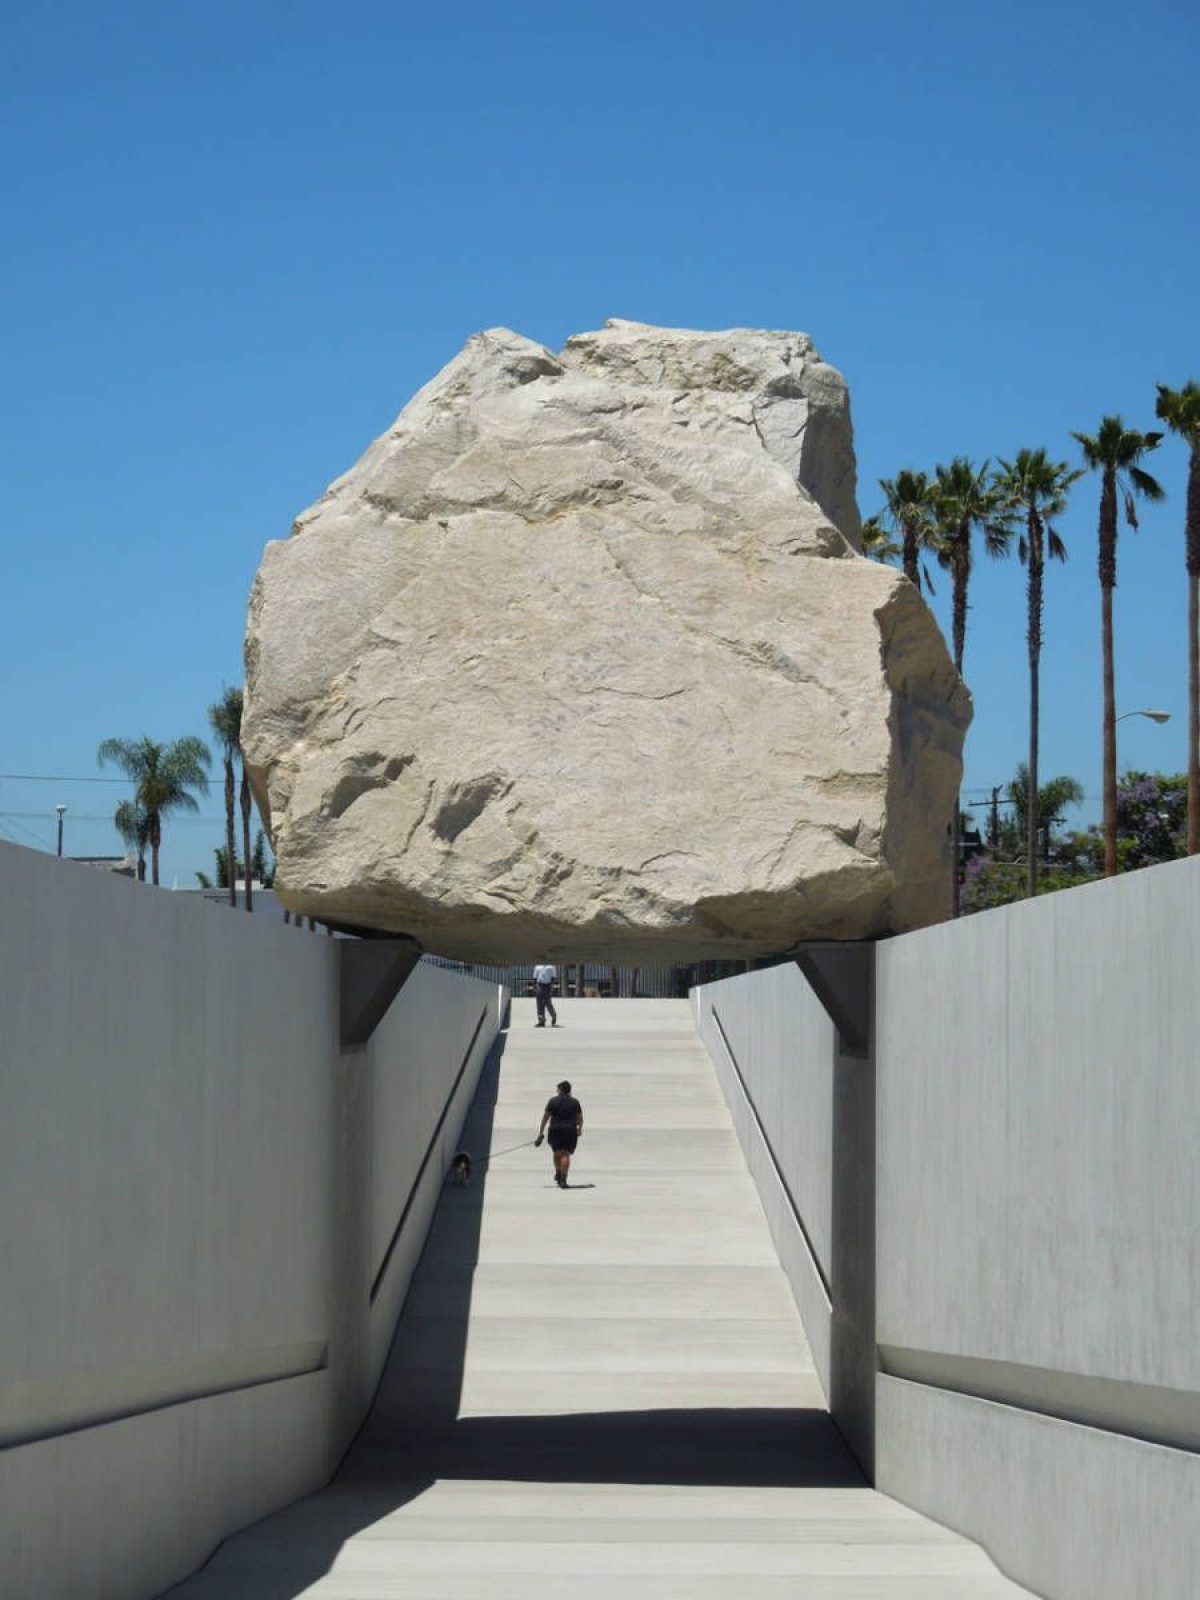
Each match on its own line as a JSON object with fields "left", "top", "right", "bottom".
{"left": 545, "top": 1093, "right": 581, "bottom": 1128}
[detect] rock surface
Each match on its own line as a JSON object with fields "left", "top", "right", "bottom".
{"left": 244, "top": 320, "right": 970, "bottom": 959}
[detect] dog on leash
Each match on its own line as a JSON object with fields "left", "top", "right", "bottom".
{"left": 449, "top": 1151, "right": 473, "bottom": 1187}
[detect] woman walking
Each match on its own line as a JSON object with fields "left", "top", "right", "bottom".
{"left": 536, "top": 1079, "right": 583, "bottom": 1188}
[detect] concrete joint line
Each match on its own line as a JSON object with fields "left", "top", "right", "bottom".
{"left": 879, "top": 1344, "right": 1200, "bottom": 1457}
{"left": 0, "top": 1340, "right": 329, "bottom": 1452}
{"left": 710, "top": 1005, "right": 833, "bottom": 1310}
{"left": 368, "top": 1006, "right": 489, "bottom": 1305}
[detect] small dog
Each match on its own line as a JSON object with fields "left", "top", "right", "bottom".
{"left": 449, "top": 1151, "right": 472, "bottom": 1187}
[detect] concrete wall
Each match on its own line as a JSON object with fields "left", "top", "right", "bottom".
{"left": 691, "top": 964, "right": 836, "bottom": 1395}
{"left": 693, "top": 855, "right": 1200, "bottom": 1600}
{"left": 0, "top": 841, "right": 505, "bottom": 1600}
{"left": 874, "top": 856, "right": 1200, "bottom": 1600}
{"left": 691, "top": 958, "right": 877, "bottom": 1472}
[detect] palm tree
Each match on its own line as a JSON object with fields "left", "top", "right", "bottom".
{"left": 994, "top": 450, "right": 1080, "bottom": 896}
{"left": 1072, "top": 417, "right": 1165, "bottom": 876}
{"left": 932, "top": 458, "right": 1010, "bottom": 676}
{"left": 931, "top": 457, "right": 1010, "bottom": 913}
{"left": 860, "top": 514, "right": 903, "bottom": 565}
{"left": 1005, "top": 763, "right": 1085, "bottom": 863}
{"left": 113, "top": 799, "right": 150, "bottom": 882}
{"left": 239, "top": 734, "right": 254, "bottom": 913}
{"left": 209, "top": 687, "right": 243, "bottom": 908}
{"left": 1155, "top": 381, "right": 1200, "bottom": 854}
{"left": 878, "top": 470, "right": 938, "bottom": 590}
{"left": 97, "top": 736, "right": 211, "bottom": 886}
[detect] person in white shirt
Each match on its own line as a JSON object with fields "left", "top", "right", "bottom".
{"left": 532, "top": 962, "right": 558, "bottom": 1027}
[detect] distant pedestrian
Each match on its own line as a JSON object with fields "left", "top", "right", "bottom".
{"left": 532, "top": 961, "right": 558, "bottom": 1027}
{"left": 535, "top": 1079, "right": 583, "bottom": 1188}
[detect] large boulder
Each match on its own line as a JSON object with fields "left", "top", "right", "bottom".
{"left": 244, "top": 319, "right": 970, "bottom": 960}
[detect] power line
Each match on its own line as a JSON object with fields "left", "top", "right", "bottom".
{"left": 0, "top": 814, "right": 54, "bottom": 848}
{"left": 0, "top": 811, "right": 226, "bottom": 824}
{"left": 0, "top": 773, "right": 137, "bottom": 784}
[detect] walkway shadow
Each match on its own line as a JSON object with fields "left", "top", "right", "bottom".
{"left": 345, "top": 1405, "right": 865, "bottom": 1490}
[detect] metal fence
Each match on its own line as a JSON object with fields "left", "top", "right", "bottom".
{"left": 420, "top": 956, "right": 753, "bottom": 998}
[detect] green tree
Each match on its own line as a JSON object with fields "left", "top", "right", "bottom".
{"left": 208, "top": 687, "right": 243, "bottom": 909}
{"left": 195, "top": 844, "right": 236, "bottom": 889}
{"left": 995, "top": 450, "right": 1081, "bottom": 895}
{"left": 97, "top": 736, "right": 211, "bottom": 886}
{"left": 1111, "top": 770, "right": 1188, "bottom": 870}
{"left": 1155, "top": 381, "right": 1200, "bottom": 854}
{"left": 1003, "top": 763, "right": 1085, "bottom": 862}
{"left": 113, "top": 798, "right": 150, "bottom": 882}
{"left": 251, "top": 828, "right": 275, "bottom": 889}
{"left": 1072, "top": 417, "right": 1165, "bottom": 876}
{"left": 878, "top": 470, "right": 938, "bottom": 589}
{"left": 963, "top": 766, "right": 1086, "bottom": 915}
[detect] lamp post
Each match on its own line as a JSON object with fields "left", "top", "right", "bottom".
{"left": 55, "top": 804, "right": 66, "bottom": 858}
{"left": 1106, "top": 711, "right": 1171, "bottom": 874}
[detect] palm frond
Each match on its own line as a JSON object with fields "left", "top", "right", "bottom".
{"left": 1128, "top": 464, "right": 1166, "bottom": 502}
{"left": 208, "top": 686, "right": 244, "bottom": 755}
{"left": 1156, "top": 381, "right": 1200, "bottom": 443}
{"left": 1048, "top": 528, "right": 1068, "bottom": 562}
{"left": 982, "top": 520, "right": 1012, "bottom": 558}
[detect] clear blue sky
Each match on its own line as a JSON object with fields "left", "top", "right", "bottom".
{"left": 2, "top": 1, "right": 1197, "bottom": 883}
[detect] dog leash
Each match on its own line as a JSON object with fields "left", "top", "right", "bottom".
{"left": 474, "top": 1139, "right": 537, "bottom": 1170}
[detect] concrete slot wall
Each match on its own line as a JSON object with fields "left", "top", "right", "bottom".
{"left": 690, "top": 963, "right": 837, "bottom": 1397}
{"left": 690, "top": 959, "right": 877, "bottom": 1473}
{"left": 0, "top": 841, "right": 506, "bottom": 1600}
{"left": 694, "top": 854, "right": 1200, "bottom": 1600}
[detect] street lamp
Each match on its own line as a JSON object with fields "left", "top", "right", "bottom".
{"left": 55, "top": 804, "right": 66, "bottom": 858}
{"left": 1105, "top": 710, "right": 1171, "bottom": 876}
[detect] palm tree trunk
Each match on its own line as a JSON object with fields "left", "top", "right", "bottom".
{"left": 1099, "top": 472, "right": 1118, "bottom": 877}
{"left": 1102, "top": 582, "right": 1117, "bottom": 876}
{"left": 150, "top": 816, "right": 161, "bottom": 888}
{"left": 224, "top": 756, "right": 237, "bottom": 907}
{"left": 1027, "top": 512, "right": 1042, "bottom": 898}
{"left": 952, "top": 540, "right": 969, "bottom": 675}
{"left": 240, "top": 766, "right": 253, "bottom": 912}
{"left": 903, "top": 521, "right": 919, "bottom": 587}
{"left": 1188, "top": 447, "right": 1200, "bottom": 855}
{"left": 950, "top": 543, "right": 968, "bottom": 916}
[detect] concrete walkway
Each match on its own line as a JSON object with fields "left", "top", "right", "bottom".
{"left": 164, "top": 999, "right": 1032, "bottom": 1599}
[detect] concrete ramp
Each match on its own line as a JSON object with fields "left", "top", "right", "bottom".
{"left": 164, "top": 999, "right": 1031, "bottom": 1599}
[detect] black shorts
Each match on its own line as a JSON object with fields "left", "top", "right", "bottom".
{"left": 548, "top": 1128, "right": 578, "bottom": 1153}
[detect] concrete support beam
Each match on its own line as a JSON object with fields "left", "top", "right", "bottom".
{"left": 339, "top": 938, "right": 423, "bottom": 1046}
{"left": 794, "top": 942, "right": 873, "bottom": 1057}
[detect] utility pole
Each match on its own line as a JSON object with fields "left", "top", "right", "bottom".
{"left": 989, "top": 786, "right": 1001, "bottom": 851}
{"left": 55, "top": 804, "right": 66, "bottom": 858}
